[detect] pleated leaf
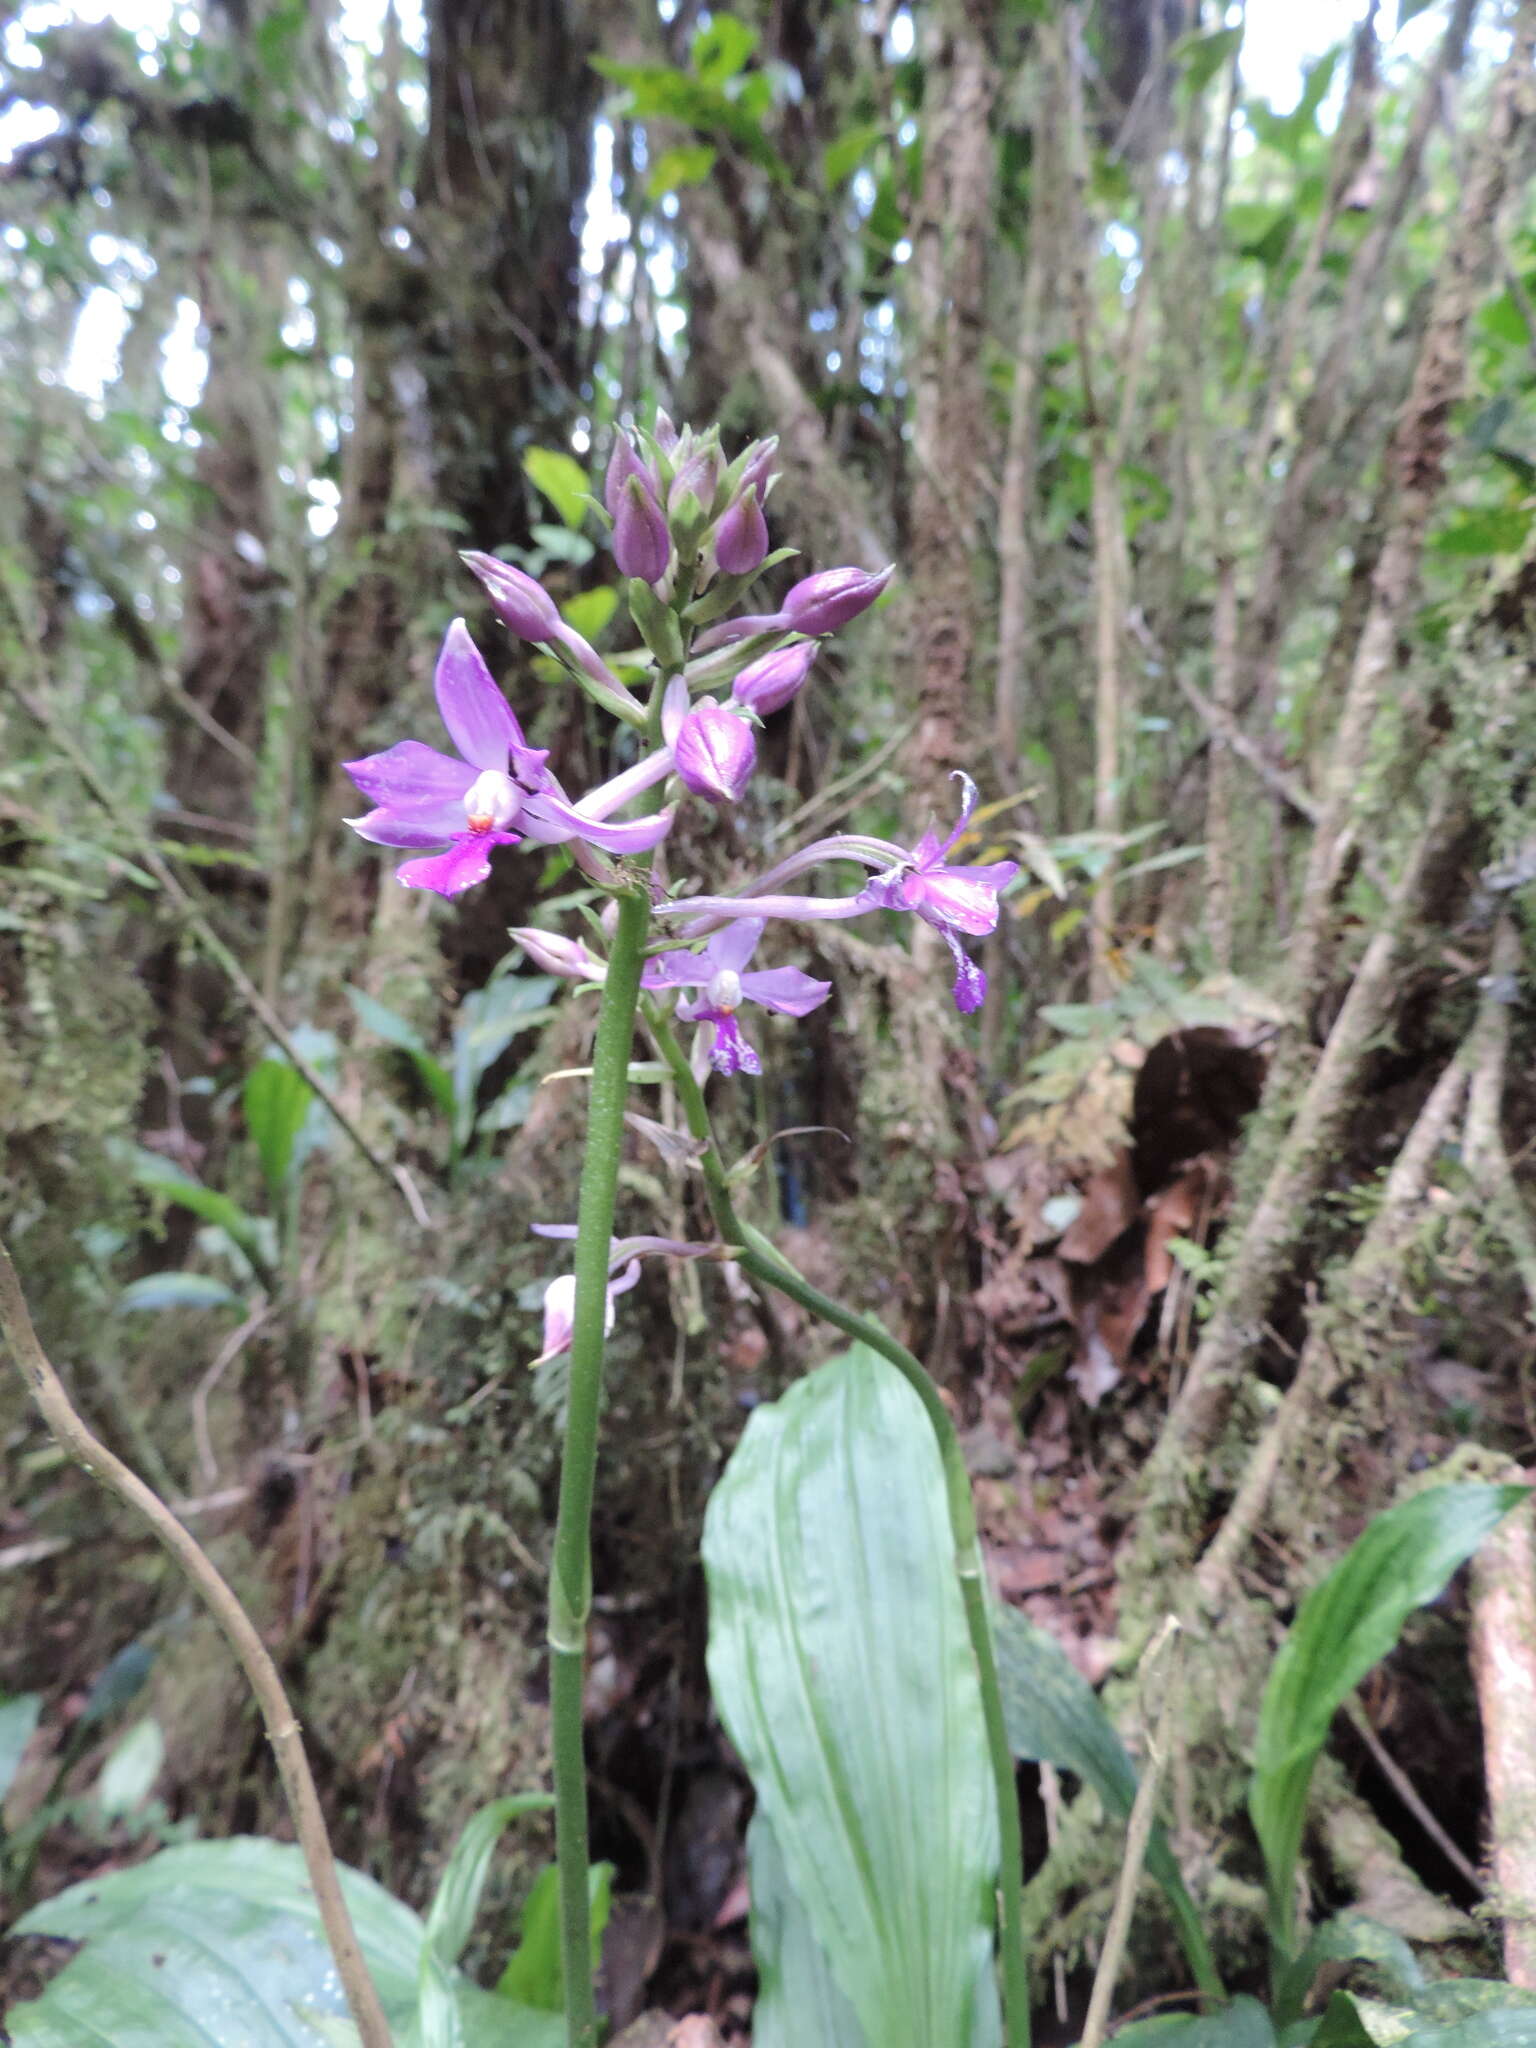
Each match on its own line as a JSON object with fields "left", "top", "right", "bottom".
{"left": 746, "top": 1811, "right": 866, "bottom": 2048}
{"left": 703, "top": 1342, "right": 1002, "bottom": 2048}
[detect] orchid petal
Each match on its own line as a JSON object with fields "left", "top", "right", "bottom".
{"left": 907, "top": 864, "right": 1018, "bottom": 937}
{"left": 434, "top": 619, "right": 525, "bottom": 772}
{"left": 576, "top": 745, "right": 676, "bottom": 820}
{"left": 705, "top": 918, "right": 766, "bottom": 976}
{"left": 347, "top": 809, "right": 465, "bottom": 849}
{"left": 396, "top": 833, "right": 511, "bottom": 897}
{"left": 522, "top": 789, "right": 674, "bottom": 854}
{"left": 343, "top": 739, "right": 476, "bottom": 815}
{"left": 660, "top": 675, "right": 690, "bottom": 748}
{"left": 941, "top": 927, "right": 987, "bottom": 1015}
{"left": 641, "top": 947, "right": 708, "bottom": 993}
{"left": 739, "top": 966, "right": 833, "bottom": 1017}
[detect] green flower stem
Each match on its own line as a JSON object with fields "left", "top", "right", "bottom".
{"left": 649, "top": 1011, "right": 1031, "bottom": 2048}
{"left": 549, "top": 886, "right": 651, "bottom": 2048}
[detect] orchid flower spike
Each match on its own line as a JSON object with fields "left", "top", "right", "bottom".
{"left": 343, "top": 620, "right": 673, "bottom": 897}
{"left": 642, "top": 918, "right": 831, "bottom": 1076}
{"left": 862, "top": 773, "right": 1020, "bottom": 1013}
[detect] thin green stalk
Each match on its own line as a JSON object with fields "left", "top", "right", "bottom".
{"left": 649, "top": 1012, "right": 1031, "bottom": 2048}
{"left": 549, "top": 887, "right": 650, "bottom": 2048}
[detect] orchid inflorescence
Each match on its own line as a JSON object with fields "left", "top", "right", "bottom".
{"left": 343, "top": 412, "right": 1018, "bottom": 1335}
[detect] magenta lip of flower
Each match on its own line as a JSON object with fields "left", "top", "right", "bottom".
{"left": 612, "top": 471, "right": 671, "bottom": 584}
{"left": 713, "top": 485, "right": 770, "bottom": 576}
{"left": 730, "top": 638, "right": 816, "bottom": 717}
{"left": 641, "top": 918, "right": 831, "bottom": 1077}
{"left": 460, "top": 552, "right": 562, "bottom": 640}
{"left": 343, "top": 619, "right": 674, "bottom": 898}
{"left": 671, "top": 701, "right": 757, "bottom": 805}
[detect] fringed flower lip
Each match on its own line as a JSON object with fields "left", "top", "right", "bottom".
{"left": 344, "top": 620, "right": 675, "bottom": 897}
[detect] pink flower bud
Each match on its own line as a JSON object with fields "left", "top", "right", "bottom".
{"left": 731, "top": 639, "right": 816, "bottom": 717}
{"left": 739, "top": 436, "right": 780, "bottom": 499}
{"left": 782, "top": 563, "right": 894, "bottom": 636}
{"left": 673, "top": 702, "right": 757, "bottom": 805}
{"left": 509, "top": 928, "right": 605, "bottom": 981}
{"left": 612, "top": 472, "right": 671, "bottom": 585}
{"left": 653, "top": 408, "right": 680, "bottom": 455}
{"left": 460, "top": 552, "right": 562, "bottom": 640}
{"left": 714, "top": 484, "right": 769, "bottom": 576}
{"left": 669, "top": 444, "right": 721, "bottom": 519}
{"left": 604, "top": 430, "right": 661, "bottom": 520}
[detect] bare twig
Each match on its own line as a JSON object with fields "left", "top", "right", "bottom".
{"left": 0, "top": 1240, "right": 393, "bottom": 2048}
{"left": 193, "top": 1303, "right": 278, "bottom": 1488}
{"left": 1342, "top": 1695, "right": 1483, "bottom": 1896}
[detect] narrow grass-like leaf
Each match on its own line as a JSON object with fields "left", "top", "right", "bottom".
{"left": 424, "top": 1793, "right": 553, "bottom": 1967}
{"left": 994, "top": 1605, "right": 1221, "bottom": 1997}
{"left": 0, "top": 1690, "right": 42, "bottom": 1802}
{"left": 1250, "top": 1482, "right": 1527, "bottom": 1955}
{"left": 245, "top": 1057, "right": 315, "bottom": 1205}
{"left": 495, "top": 1861, "right": 613, "bottom": 2010}
{"left": 703, "top": 1343, "right": 1002, "bottom": 2048}
{"left": 117, "top": 1271, "right": 241, "bottom": 1313}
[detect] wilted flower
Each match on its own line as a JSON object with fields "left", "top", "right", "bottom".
{"left": 530, "top": 1227, "right": 726, "bottom": 1363}
{"left": 730, "top": 639, "right": 816, "bottom": 718}
{"left": 344, "top": 620, "right": 673, "bottom": 897}
{"left": 713, "top": 485, "right": 769, "bottom": 576}
{"left": 642, "top": 919, "right": 831, "bottom": 1076}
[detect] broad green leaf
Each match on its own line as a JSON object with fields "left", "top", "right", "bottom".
{"left": 691, "top": 11, "right": 757, "bottom": 83}
{"left": 95, "top": 1715, "right": 165, "bottom": 1818}
{"left": 747, "top": 1811, "right": 865, "bottom": 2048}
{"left": 559, "top": 586, "right": 618, "bottom": 643}
{"left": 1112, "top": 1996, "right": 1275, "bottom": 2048}
{"left": 245, "top": 1057, "right": 316, "bottom": 1204}
{"left": 703, "top": 1343, "right": 1003, "bottom": 2048}
{"left": 646, "top": 143, "right": 717, "bottom": 197}
{"left": 130, "top": 1150, "right": 273, "bottom": 1282}
{"left": 451, "top": 976, "right": 557, "bottom": 1150}
{"left": 118, "top": 1271, "right": 242, "bottom": 1313}
{"left": 10, "top": 1837, "right": 563, "bottom": 2048}
{"left": 1251, "top": 1482, "right": 1527, "bottom": 1953}
{"left": 1388, "top": 2017, "right": 1536, "bottom": 2048}
{"left": 1432, "top": 507, "right": 1534, "bottom": 557}
{"left": 824, "top": 121, "right": 884, "bottom": 186}
{"left": 1172, "top": 26, "right": 1241, "bottom": 95}
{"left": 346, "top": 986, "right": 456, "bottom": 1120}
{"left": 496, "top": 1861, "right": 613, "bottom": 2011}
{"left": 0, "top": 1691, "right": 42, "bottom": 1802}
{"left": 424, "top": 1793, "right": 553, "bottom": 1968}
{"left": 1310, "top": 1991, "right": 1377, "bottom": 2048}
{"left": 993, "top": 1606, "right": 1220, "bottom": 1997}
{"left": 1275, "top": 1911, "right": 1423, "bottom": 2024}
{"left": 522, "top": 447, "right": 590, "bottom": 531}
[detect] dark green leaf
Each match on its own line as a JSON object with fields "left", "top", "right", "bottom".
{"left": 0, "top": 1692, "right": 42, "bottom": 1803}
{"left": 118, "top": 1271, "right": 241, "bottom": 1313}
{"left": 1307, "top": 1992, "right": 1376, "bottom": 2048}
{"left": 994, "top": 1606, "right": 1221, "bottom": 1997}
{"left": 130, "top": 1150, "right": 273, "bottom": 1281}
{"left": 703, "top": 1343, "right": 1003, "bottom": 2048}
{"left": 1432, "top": 507, "right": 1534, "bottom": 557}
{"left": 1251, "top": 1482, "right": 1527, "bottom": 1952}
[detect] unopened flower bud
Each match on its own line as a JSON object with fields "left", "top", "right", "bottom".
{"left": 731, "top": 638, "right": 816, "bottom": 717}
{"left": 509, "top": 927, "right": 605, "bottom": 982}
{"left": 782, "top": 564, "right": 893, "bottom": 636}
{"left": 714, "top": 484, "right": 769, "bottom": 576}
{"left": 612, "top": 472, "right": 671, "bottom": 585}
{"left": 653, "top": 408, "right": 680, "bottom": 455}
{"left": 461, "top": 552, "right": 562, "bottom": 641}
{"left": 737, "top": 436, "right": 774, "bottom": 499}
{"left": 673, "top": 702, "right": 757, "bottom": 805}
{"left": 669, "top": 444, "right": 721, "bottom": 520}
{"left": 604, "top": 430, "right": 661, "bottom": 520}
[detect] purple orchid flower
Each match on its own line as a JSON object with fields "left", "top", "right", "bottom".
{"left": 650, "top": 777, "right": 1018, "bottom": 1015}
{"left": 859, "top": 774, "right": 1019, "bottom": 1014}
{"left": 530, "top": 1227, "right": 726, "bottom": 1364}
{"left": 344, "top": 620, "right": 674, "bottom": 898}
{"left": 642, "top": 918, "right": 831, "bottom": 1076}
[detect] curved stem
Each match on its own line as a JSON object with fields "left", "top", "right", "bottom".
{"left": 649, "top": 1013, "right": 1031, "bottom": 2048}
{"left": 0, "top": 1241, "right": 394, "bottom": 2048}
{"left": 548, "top": 887, "right": 650, "bottom": 2048}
